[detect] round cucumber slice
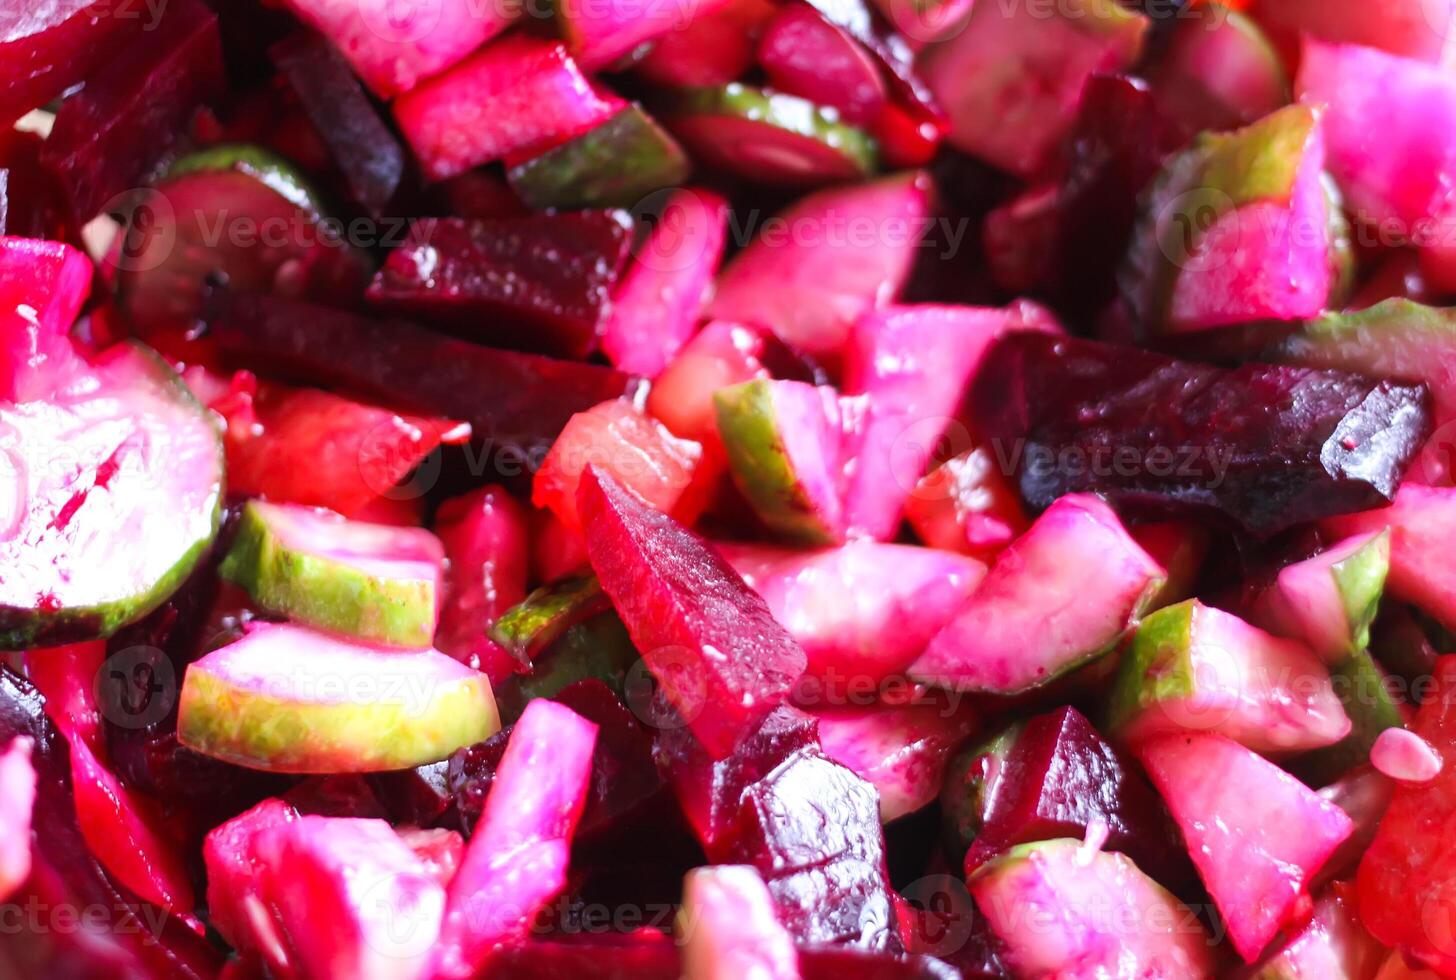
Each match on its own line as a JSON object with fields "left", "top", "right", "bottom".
{"left": 506, "top": 104, "right": 691, "bottom": 210}
{"left": 178, "top": 622, "right": 499, "bottom": 774}
{"left": 0, "top": 342, "right": 223, "bottom": 648}
{"left": 219, "top": 500, "right": 445, "bottom": 649}
{"left": 663, "top": 84, "right": 878, "bottom": 185}
{"left": 116, "top": 143, "right": 370, "bottom": 334}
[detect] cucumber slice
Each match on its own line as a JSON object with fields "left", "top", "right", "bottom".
{"left": 178, "top": 622, "right": 499, "bottom": 774}
{"left": 1108, "top": 599, "right": 1352, "bottom": 754}
{"left": 492, "top": 614, "right": 639, "bottom": 725}
{"left": 714, "top": 378, "right": 846, "bottom": 546}
{"left": 1252, "top": 530, "right": 1390, "bottom": 663}
{"left": 117, "top": 143, "right": 369, "bottom": 334}
{"left": 1148, "top": 5, "right": 1289, "bottom": 132}
{"left": 663, "top": 84, "right": 878, "bottom": 185}
{"left": 487, "top": 576, "right": 611, "bottom": 666}
{"left": 219, "top": 501, "right": 445, "bottom": 649}
{"left": 909, "top": 494, "right": 1165, "bottom": 695}
{"left": 679, "top": 865, "right": 799, "bottom": 980}
{"left": 506, "top": 103, "right": 689, "bottom": 211}
{"left": 1296, "top": 649, "right": 1404, "bottom": 786}
{"left": 0, "top": 342, "right": 223, "bottom": 648}
{"left": 968, "top": 839, "right": 1214, "bottom": 978}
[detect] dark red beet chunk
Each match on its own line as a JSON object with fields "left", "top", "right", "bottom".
{"left": 269, "top": 32, "right": 405, "bottom": 217}
{"left": 729, "top": 748, "right": 900, "bottom": 951}
{"left": 490, "top": 939, "right": 964, "bottom": 979}
{"left": 368, "top": 760, "right": 455, "bottom": 826}
{"left": 578, "top": 468, "right": 808, "bottom": 759}
{"left": 971, "top": 332, "right": 1433, "bottom": 535}
{"left": 799, "top": 947, "right": 966, "bottom": 980}
{"left": 203, "top": 292, "right": 641, "bottom": 463}
{"left": 366, "top": 212, "right": 634, "bottom": 358}
{"left": 0, "top": 130, "right": 74, "bottom": 239}
{"left": 41, "top": 0, "right": 224, "bottom": 221}
{"left": 654, "top": 704, "right": 820, "bottom": 857}
{"left": 445, "top": 725, "right": 511, "bottom": 834}
{"left": 552, "top": 680, "right": 665, "bottom": 839}
{"left": 950, "top": 706, "right": 1197, "bottom": 897}
{"left": 0, "top": 0, "right": 137, "bottom": 126}
{"left": 0, "top": 667, "right": 222, "bottom": 979}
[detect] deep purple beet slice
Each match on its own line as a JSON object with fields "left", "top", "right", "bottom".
{"left": 367, "top": 213, "right": 633, "bottom": 359}
{"left": 40, "top": 0, "right": 224, "bottom": 221}
{"left": 728, "top": 748, "right": 900, "bottom": 951}
{"left": 269, "top": 31, "right": 405, "bottom": 217}
{"left": 947, "top": 706, "right": 1197, "bottom": 897}
{"left": 0, "top": 1, "right": 137, "bottom": 127}
{"left": 654, "top": 704, "right": 820, "bottom": 857}
{"left": 203, "top": 292, "right": 640, "bottom": 463}
{"left": 970, "top": 331, "right": 1432, "bottom": 535}
{"left": 550, "top": 680, "right": 664, "bottom": 839}
{"left": 577, "top": 467, "right": 808, "bottom": 759}
{"left": 0, "top": 666, "right": 222, "bottom": 978}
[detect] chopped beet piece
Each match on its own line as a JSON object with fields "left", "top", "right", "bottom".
{"left": 203, "top": 292, "right": 641, "bottom": 464}
{"left": 368, "top": 760, "right": 455, "bottom": 826}
{"left": 0, "top": 0, "right": 137, "bottom": 126}
{"left": 0, "top": 235, "right": 89, "bottom": 401}
{"left": 269, "top": 32, "right": 405, "bottom": 217}
{"left": 0, "top": 130, "right": 73, "bottom": 240}
{"left": 970, "top": 331, "right": 1433, "bottom": 535}
{"left": 655, "top": 704, "right": 820, "bottom": 857}
{"left": 491, "top": 939, "right": 679, "bottom": 980}
{"left": 433, "top": 486, "right": 530, "bottom": 684}
{"left": 577, "top": 467, "right": 808, "bottom": 758}
{"left": 635, "top": 0, "right": 775, "bottom": 88}
{"left": 0, "top": 667, "right": 223, "bottom": 978}
{"left": 758, "top": 4, "right": 887, "bottom": 125}
{"left": 947, "top": 706, "right": 1197, "bottom": 896}
{"left": 729, "top": 748, "right": 900, "bottom": 950}
{"left": 204, "top": 797, "right": 300, "bottom": 964}
{"left": 551, "top": 680, "right": 664, "bottom": 838}
{"left": 367, "top": 212, "right": 634, "bottom": 358}
{"left": 41, "top": 0, "right": 224, "bottom": 221}
{"left": 680, "top": 864, "right": 800, "bottom": 979}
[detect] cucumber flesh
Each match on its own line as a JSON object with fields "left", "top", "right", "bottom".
{"left": 0, "top": 736, "right": 34, "bottom": 902}
{"left": 910, "top": 494, "right": 1165, "bottom": 694}
{"left": 506, "top": 104, "right": 690, "bottom": 211}
{"left": 714, "top": 378, "right": 847, "bottom": 546}
{"left": 664, "top": 84, "right": 878, "bottom": 186}
{"left": 487, "top": 576, "right": 612, "bottom": 667}
{"left": 679, "top": 865, "right": 800, "bottom": 980}
{"left": 1137, "top": 732, "right": 1355, "bottom": 962}
{"left": 1252, "top": 530, "right": 1390, "bottom": 663}
{"left": 968, "top": 839, "right": 1214, "bottom": 978}
{"left": 1149, "top": 5, "right": 1289, "bottom": 133}
{"left": 1110, "top": 599, "right": 1352, "bottom": 754}
{"left": 117, "top": 144, "right": 368, "bottom": 335}
{"left": 0, "top": 342, "right": 223, "bottom": 649}
{"left": 219, "top": 500, "right": 445, "bottom": 649}
{"left": 177, "top": 622, "right": 500, "bottom": 774}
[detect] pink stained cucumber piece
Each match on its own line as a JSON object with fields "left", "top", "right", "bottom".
{"left": 918, "top": 0, "right": 1149, "bottom": 177}
{"left": 0, "top": 735, "right": 35, "bottom": 902}
{"left": 280, "top": 0, "right": 518, "bottom": 98}
{"left": 841, "top": 301, "right": 1061, "bottom": 540}
{"left": 177, "top": 622, "right": 500, "bottom": 773}
{"left": 1250, "top": 0, "right": 1456, "bottom": 69}
{"left": 1251, "top": 885, "right": 1386, "bottom": 980}
{"left": 1254, "top": 530, "right": 1391, "bottom": 663}
{"left": 204, "top": 797, "right": 300, "bottom": 960}
{"left": 647, "top": 320, "right": 786, "bottom": 445}
{"left": 600, "top": 188, "right": 729, "bottom": 378}
{"left": 432, "top": 698, "right": 597, "bottom": 979}
{"left": 1148, "top": 4, "right": 1289, "bottom": 134}
{"left": 0, "top": 235, "right": 88, "bottom": 402}
{"left": 758, "top": 4, "right": 887, "bottom": 125}
{"left": 1323, "top": 484, "right": 1456, "bottom": 634}
{"left": 904, "top": 445, "right": 1030, "bottom": 561}
{"left": 910, "top": 494, "right": 1166, "bottom": 694}
{"left": 1138, "top": 732, "right": 1354, "bottom": 962}
{"left": 707, "top": 171, "right": 934, "bottom": 357}
{"left": 559, "top": 0, "right": 730, "bottom": 69}
{"left": 714, "top": 378, "right": 848, "bottom": 545}
{"left": 1109, "top": 599, "right": 1352, "bottom": 754}
{"left": 716, "top": 540, "right": 985, "bottom": 684}
{"left": 1297, "top": 40, "right": 1456, "bottom": 235}
{"left": 813, "top": 696, "right": 978, "bottom": 822}
{"left": 0, "top": 341, "right": 223, "bottom": 649}
{"left": 578, "top": 467, "right": 808, "bottom": 758}
{"left": 69, "top": 734, "right": 194, "bottom": 912}
{"left": 433, "top": 486, "right": 530, "bottom": 684}
{"left": 255, "top": 816, "right": 446, "bottom": 980}
{"left": 394, "top": 35, "right": 621, "bottom": 181}
{"left": 679, "top": 865, "right": 801, "bottom": 980}
{"left": 969, "top": 839, "right": 1214, "bottom": 978}
{"left": 219, "top": 500, "right": 445, "bottom": 649}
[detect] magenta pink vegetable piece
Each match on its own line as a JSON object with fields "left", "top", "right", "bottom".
{"left": 758, "top": 5, "right": 887, "bottom": 125}
{"left": 394, "top": 35, "right": 621, "bottom": 180}
{"left": 1371, "top": 727, "right": 1444, "bottom": 783}
{"left": 0, "top": 0, "right": 137, "bottom": 126}
{"left": 0, "top": 735, "right": 35, "bottom": 903}
{"left": 432, "top": 698, "right": 598, "bottom": 979}
{"left": 0, "top": 235, "right": 89, "bottom": 401}
{"left": 433, "top": 485, "right": 530, "bottom": 685}
{"left": 21, "top": 641, "right": 104, "bottom": 752}
{"left": 560, "top": 0, "right": 731, "bottom": 69}
{"left": 578, "top": 466, "right": 808, "bottom": 757}
{"left": 204, "top": 798, "right": 301, "bottom": 961}
{"left": 280, "top": 0, "right": 518, "bottom": 98}
{"left": 600, "top": 188, "right": 729, "bottom": 378}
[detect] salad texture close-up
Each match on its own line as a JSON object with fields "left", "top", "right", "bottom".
{"left": 5, "top": 0, "right": 1456, "bottom": 977}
